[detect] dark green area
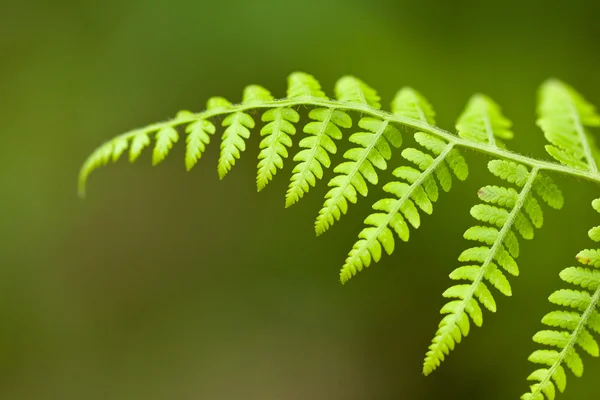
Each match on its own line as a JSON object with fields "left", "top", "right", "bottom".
{"left": 1, "top": 0, "right": 599, "bottom": 398}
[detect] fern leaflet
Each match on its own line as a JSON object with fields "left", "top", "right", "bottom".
{"left": 537, "top": 80, "right": 600, "bottom": 173}
{"left": 185, "top": 117, "right": 217, "bottom": 171}
{"left": 391, "top": 87, "right": 436, "bottom": 124}
{"left": 218, "top": 85, "right": 272, "bottom": 179}
{"left": 423, "top": 158, "right": 564, "bottom": 375}
{"left": 457, "top": 94, "right": 514, "bottom": 148}
{"left": 257, "top": 107, "right": 300, "bottom": 191}
{"left": 286, "top": 107, "right": 351, "bottom": 206}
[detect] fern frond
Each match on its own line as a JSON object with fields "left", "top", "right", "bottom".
{"left": 456, "top": 94, "right": 514, "bottom": 147}
{"left": 184, "top": 98, "right": 227, "bottom": 171}
{"left": 287, "top": 72, "right": 327, "bottom": 99}
{"left": 391, "top": 87, "right": 436, "bottom": 124}
{"left": 339, "top": 132, "right": 468, "bottom": 283}
{"left": 218, "top": 85, "right": 273, "bottom": 179}
{"left": 522, "top": 198, "right": 600, "bottom": 400}
{"left": 314, "top": 116, "right": 402, "bottom": 235}
{"left": 424, "top": 160, "right": 563, "bottom": 375}
{"left": 185, "top": 119, "right": 216, "bottom": 171}
{"left": 256, "top": 107, "right": 300, "bottom": 191}
{"left": 78, "top": 110, "right": 197, "bottom": 196}
{"left": 285, "top": 108, "right": 352, "bottom": 207}
{"left": 334, "top": 76, "right": 381, "bottom": 108}
{"left": 78, "top": 73, "right": 600, "bottom": 395}
{"left": 152, "top": 126, "right": 179, "bottom": 166}
{"left": 537, "top": 79, "right": 600, "bottom": 173}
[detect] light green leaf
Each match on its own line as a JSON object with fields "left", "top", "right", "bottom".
{"left": 391, "top": 87, "right": 436, "bottom": 124}
{"left": 287, "top": 72, "right": 327, "bottom": 99}
{"left": 334, "top": 76, "right": 381, "bottom": 108}
{"left": 457, "top": 94, "right": 514, "bottom": 147}
{"left": 185, "top": 120, "right": 216, "bottom": 171}
{"left": 537, "top": 79, "right": 600, "bottom": 172}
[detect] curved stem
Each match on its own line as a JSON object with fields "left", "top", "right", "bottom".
{"left": 90, "top": 98, "right": 600, "bottom": 184}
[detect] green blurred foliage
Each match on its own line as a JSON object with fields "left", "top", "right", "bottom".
{"left": 1, "top": 0, "right": 600, "bottom": 398}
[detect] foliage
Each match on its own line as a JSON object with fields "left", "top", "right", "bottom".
{"left": 79, "top": 72, "right": 600, "bottom": 399}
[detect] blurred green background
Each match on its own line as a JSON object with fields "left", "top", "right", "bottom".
{"left": 2, "top": 0, "right": 600, "bottom": 398}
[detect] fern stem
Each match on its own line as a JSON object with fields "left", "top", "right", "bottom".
{"left": 97, "top": 99, "right": 600, "bottom": 184}
{"left": 530, "top": 284, "right": 600, "bottom": 398}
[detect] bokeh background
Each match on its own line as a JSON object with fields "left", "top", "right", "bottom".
{"left": 2, "top": 0, "right": 600, "bottom": 399}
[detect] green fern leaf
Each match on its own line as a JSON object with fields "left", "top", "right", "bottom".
{"left": 218, "top": 112, "right": 254, "bottom": 178}
{"left": 523, "top": 198, "right": 600, "bottom": 399}
{"left": 287, "top": 72, "right": 326, "bottom": 99}
{"left": 533, "top": 173, "right": 564, "bottom": 209}
{"left": 560, "top": 267, "right": 600, "bottom": 290}
{"left": 111, "top": 136, "right": 129, "bottom": 162}
{"left": 456, "top": 94, "right": 514, "bottom": 147}
{"left": 588, "top": 226, "right": 600, "bottom": 242}
{"left": 593, "top": 199, "right": 600, "bottom": 213}
{"left": 218, "top": 85, "right": 273, "bottom": 179}
{"left": 315, "top": 117, "right": 401, "bottom": 235}
{"left": 206, "top": 96, "right": 232, "bottom": 110}
{"left": 334, "top": 76, "right": 381, "bottom": 108}
{"left": 477, "top": 185, "right": 518, "bottom": 207}
{"left": 184, "top": 99, "right": 229, "bottom": 171}
{"left": 257, "top": 107, "right": 300, "bottom": 191}
{"left": 424, "top": 161, "right": 555, "bottom": 375}
{"left": 152, "top": 126, "right": 179, "bottom": 166}
{"left": 576, "top": 249, "right": 600, "bottom": 267}
{"left": 545, "top": 145, "right": 589, "bottom": 170}
{"left": 129, "top": 131, "right": 151, "bottom": 162}
{"left": 391, "top": 87, "right": 436, "bottom": 124}
{"left": 488, "top": 160, "right": 530, "bottom": 186}
{"left": 537, "top": 79, "right": 600, "bottom": 172}
{"left": 78, "top": 109, "right": 199, "bottom": 196}
{"left": 339, "top": 133, "right": 467, "bottom": 283}
{"left": 185, "top": 119, "right": 216, "bottom": 171}
{"left": 549, "top": 289, "right": 591, "bottom": 311}
{"left": 78, "top": 137, "right": 127, "bottom": 197}
{"left": 242, "top": 84, "right": 273, "bottom": 103}
{"left": 286, "top": 108, "right": 351, "bottom": 207}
